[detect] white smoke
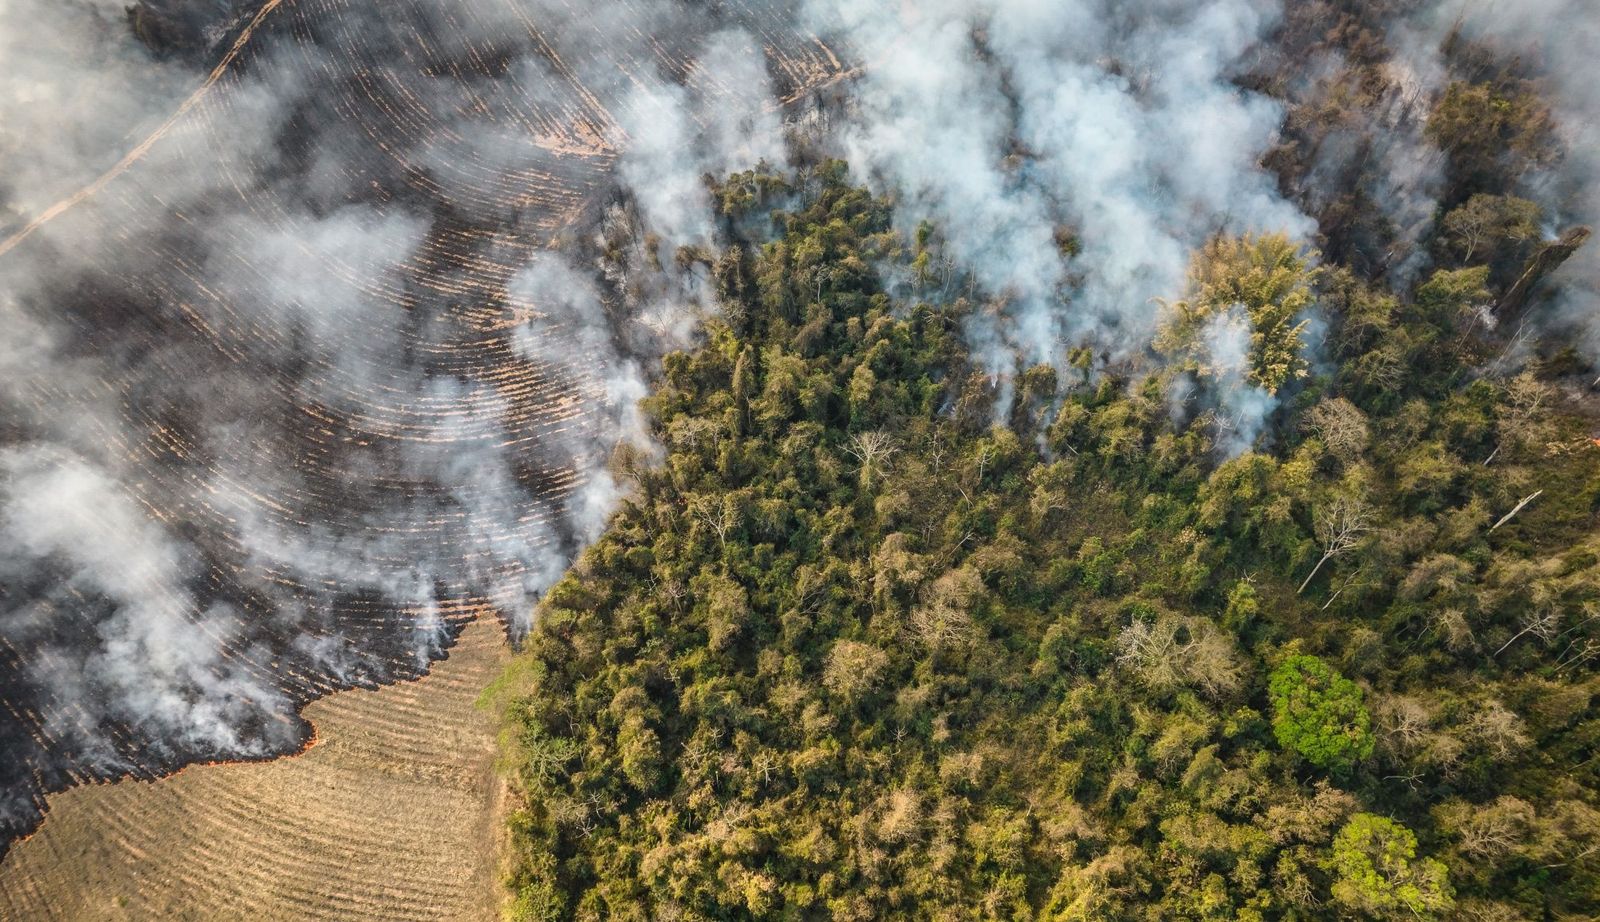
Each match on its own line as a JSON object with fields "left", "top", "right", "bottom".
{"left": 27, "top": 0, "right": 1567, "bottom": 844}
{"left": 0, "top": 0, "right": 798, "bottom": 822}
{"left": 805, "top": 0, "right": 1315, "bottom": 372}
{"left": 0, "top": 446, "right": 291, "bottom": 765}
{"left": 0, "top": 0, "right": 191, "bottom": 219}
{"left": 1437, "top": 0, "right": 1600, "bottom": 359}
{"left": 616, "top": 28, "right": 789, "bottom": 253}
{"left": 1200, "top": 305, "right": 1279, "bottom": 458}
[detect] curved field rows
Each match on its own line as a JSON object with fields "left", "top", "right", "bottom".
{"left": 0, "top": 615, "right": 510, "bottom": 922}
{"left": 0, "top": 0, "right": 850, "bottom": 850}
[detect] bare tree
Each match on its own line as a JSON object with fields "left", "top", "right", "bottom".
{"left": 1115, "top": 618, "right": 1189, "bottom": 691}
{"left": 648, "top": 574, "right": 688, "bottom": 612}
{"left": 690, "top": 495, "right": 739, "bottom": 551}
{"left": 1115, "top": 614, "right": 1242, "bottom": 698}
{"left": 957, "top": 441, "right": 999, "bottom": 502}
{"left": 909, "top": 566, "right": 982, "bottom": 650}
{"left": 1303, "top": 397, "right": 1370, "bottom": 464}
{"left": 1299, "top": 496, "right": 1372, "bottom": 594}
{"left": 1555, "top": 608, "right": 1600, "bottom": 674}
{"left": 1467, "top": 700, "right": 1531, "bottom": 760}
{"left": 1486, "top": 372, "right": 1552, "bottom": 465}
{"left": 1493, "top": 603, "right": 1561, "bottom": 657}
{"left": 668, "top": 415, "right": 722, "bottom": 453}
{"left": 845, "top": 430, "right": 898, "bottom": 491}
{"left": 1431, "top": 607, "right": 1478, "bottom": 653}
{"left": 974, "top": 443, "right": 997, "bottom": 482}
{"left": 1438, "top": 795, "right": 1535, "bottom": 863}
{"left": 1375, "top": 694, "right": 1434, "bottom": 760}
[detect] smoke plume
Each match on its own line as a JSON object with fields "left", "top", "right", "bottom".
{"left": 804, "top": 0, "right": 1315, "bottom": 374}
{"left": 0, "top": 0, "right": 797, "bottom": 848}
{"left": 1439, "top": 0, "right": 1600, "bottom": 359}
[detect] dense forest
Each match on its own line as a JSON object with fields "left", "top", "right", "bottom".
{"left": 493, "top": 16, "right": 1600, "bottom": 922}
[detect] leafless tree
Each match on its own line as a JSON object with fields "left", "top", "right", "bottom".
{"left": 1115, "top": 614, "right": 1242, "bottom": 698}
{"left": 974, "top": 442, "right": 998, "bottom": 482}
{"left": 845, "top": 430, "right": 898, "bottom": 490}
{"left": 1555, "top": 609, "right": 1600, "bottom": 674}
{"left": 1456, "top": 797, "right": 1535, "bottom": 859}
{"left": 1375, "top": 694, "right": 1434, "bottom": 759}
{"left": 1303, "top": 397, "right": 1370, "bottom": 464}
{"left": 1486, "top": 372, "right": 1552, "bottom": 465}
{"left": 1299, "top": 496, "right": 1372, "bottom": 594}
{"left": 668, "top": 415, "right": 722, "bottom": 453}
{"left": 691, "top": 495, "right": 739, "bottom": 551}
{"left": 648, "top": 574, "right": 688, "bottom": 612}
{"left": 1557, "top": 638, "right": 1599, "bottom": 675}
{"left": 957, "top": 442, "right": 999, "bottom": 502}
{"left": 1115, "top": 618, "right": 1186, "bottom": 688}
{"left": 1494, "top": 604, "right": 1561, "bottom": 657}
{"left": 1431, "top": 607, "right": 1478, "bottom": 653}
{"left": 1467, "top": 700, "right": 1530, "bottom": 760}
{"left": 909, "top": 566, "right": 982, "bottom": 650}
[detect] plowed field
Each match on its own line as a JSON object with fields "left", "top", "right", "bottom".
{"left": 0, "top": 615, "right": 509, "bottom": 921}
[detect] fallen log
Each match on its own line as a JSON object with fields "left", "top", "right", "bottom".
{"left": 1491, "top": 489, "right": 1543, "bottom": 532}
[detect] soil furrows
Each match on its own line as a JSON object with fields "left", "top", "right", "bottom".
{"left": 0, "top": 0, "right": 852, "bottom": 860}
{"left": 0, "top": 615, "right": 509, "bottom": 922}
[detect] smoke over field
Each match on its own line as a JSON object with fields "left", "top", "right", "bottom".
{"left": 0, "top": 0, "right": 1595, "bottom": 859}
{"left": 0, "top": 0, "right": 832, "bottom": 850}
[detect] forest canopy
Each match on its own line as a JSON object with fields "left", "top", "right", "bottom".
{"left": 494, "top": 13, "right": 1600, "bottom": 922}
{"left": 492, "top": 159, "right": 1600, "bottom": 920}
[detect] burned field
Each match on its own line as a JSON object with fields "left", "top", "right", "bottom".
{"left": 0, "top": 0, "right": 845, "bottom": 855}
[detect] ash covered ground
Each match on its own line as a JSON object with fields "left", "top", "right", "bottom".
{"left": 0, "top": 0, "right": 844, "bottom": 852}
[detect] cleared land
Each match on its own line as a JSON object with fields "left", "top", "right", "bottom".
{"left": 0, "top": 614, "right": 510, "bottom": 922}
{"left": 1, "top": 0, "right": 850, "bottom": 847}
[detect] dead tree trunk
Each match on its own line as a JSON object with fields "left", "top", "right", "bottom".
{"left": 1490, "top": 490, "right": 1543, "bottom": 532}
{"left": 1495, "top": 226, "right": 1591, "bottom": 319}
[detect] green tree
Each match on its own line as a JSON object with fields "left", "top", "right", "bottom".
{"left": 1156, "top": 233, "right": 1317, "bottom": 394}
{"left": 618, "top": 713, "right": 664, "bottom": 793}
{"left": 1269, "top": 654, "right": 1374, "bottom": 773}
{"left": 1328, "top": 814, "right": 1452, "bottom": 918}
{"left": 1441, "top": 194, "right": 1540, "bottom": 264}
{"left": 1427, "top": 81, "right": 1552, "bottom": 198}
{"left": 496, "top": 162, "right": 1600, "bottom": 921}
{"left": 1414, "top": 266, "right": 1490, "bottom": 328}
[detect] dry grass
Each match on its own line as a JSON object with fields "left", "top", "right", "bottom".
{"left": 0, "top": 615, "right": 510, "bottom": 922}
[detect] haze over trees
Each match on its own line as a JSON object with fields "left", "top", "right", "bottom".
{"left": 495, "top": 154, "right": 1599, "bottom": 918}
{"left": 484, "top": 5, "right": 1600, "bottom": 921}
